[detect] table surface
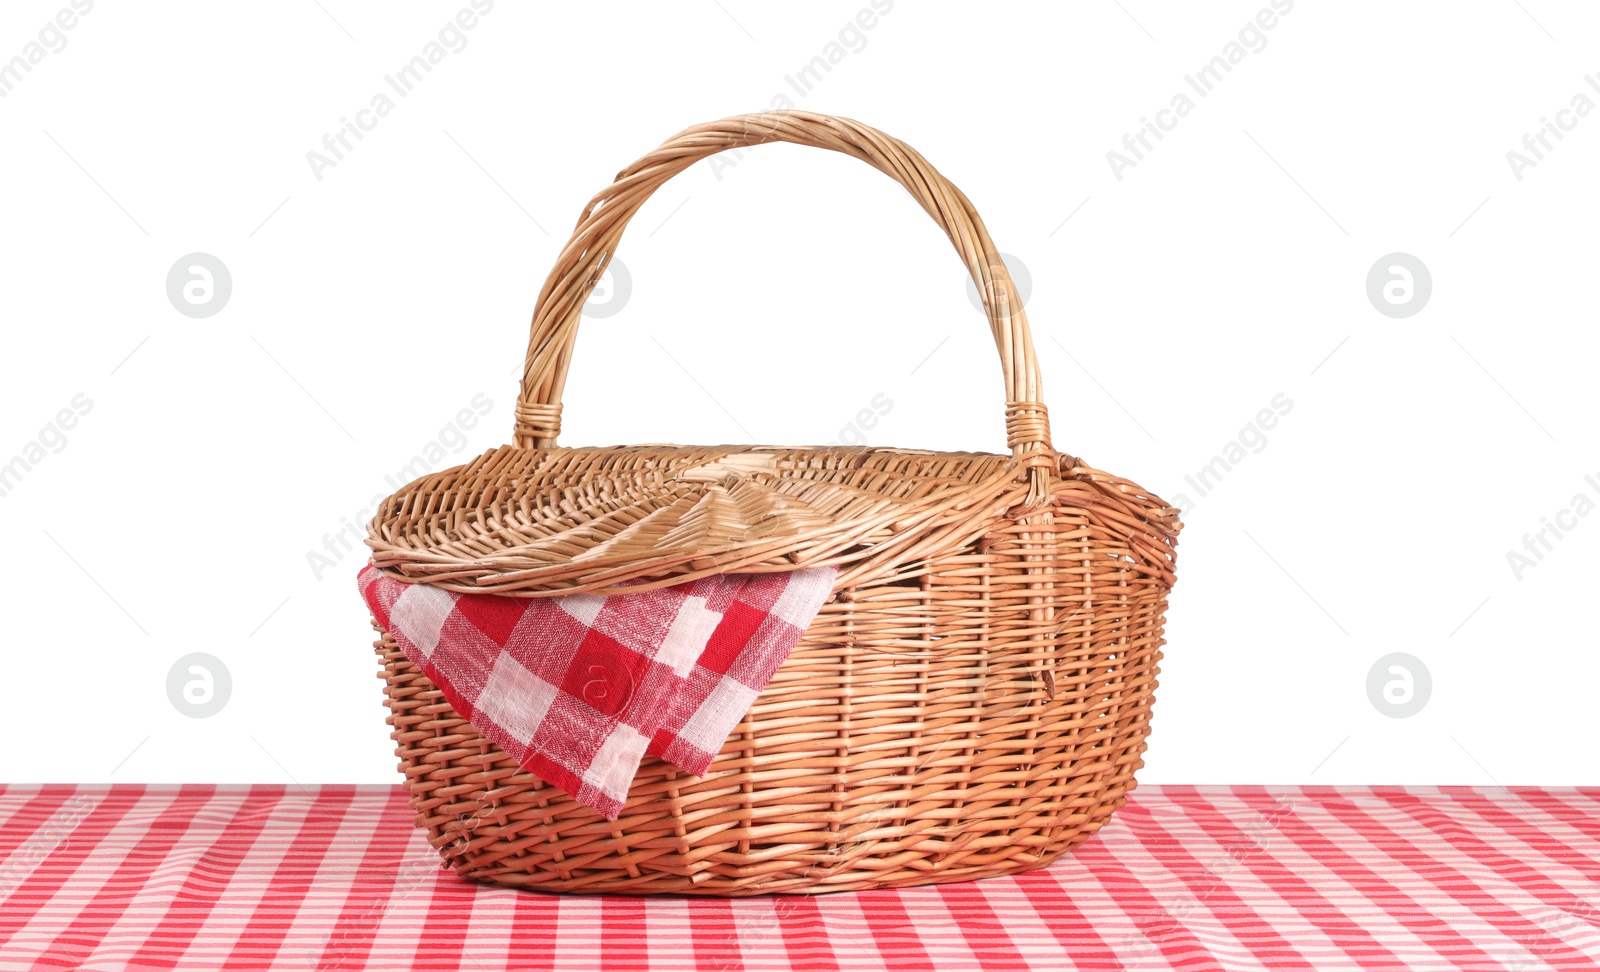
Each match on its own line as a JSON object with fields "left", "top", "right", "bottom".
{"left": 0, "top": 784, "right": 1596, "bottom": 971}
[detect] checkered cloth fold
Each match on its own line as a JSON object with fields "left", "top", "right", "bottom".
{"left": 358, "top": 565, "right": 836, "bottom": 819}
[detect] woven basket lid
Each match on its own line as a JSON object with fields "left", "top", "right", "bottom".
{"left": 364, "top": 443, "right": 1081, "bottom": 596}
{"left": 364, "top": 113, "right": 1175, "bottom": 596}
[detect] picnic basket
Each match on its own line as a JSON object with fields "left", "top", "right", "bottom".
{"left": 367, "top": 110, "right": 1181, "bottom": 895}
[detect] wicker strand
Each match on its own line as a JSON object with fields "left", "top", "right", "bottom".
{"left": 512, "top": 111, "right": 1050, "bottom": 484}
{"left": 512, "top": 401, "right": 563, "bottom": 443}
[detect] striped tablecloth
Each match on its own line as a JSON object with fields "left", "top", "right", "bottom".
{"left": 0, "top": 785, "right": 1596, "bottom": 970}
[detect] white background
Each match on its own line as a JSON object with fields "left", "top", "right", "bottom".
{"left": 1, "top": 0, "right": 1595, "bottom": 788}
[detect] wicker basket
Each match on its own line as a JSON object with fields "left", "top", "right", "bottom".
{"left": 366, "top": 111, "right": 1181, "bottom": 896}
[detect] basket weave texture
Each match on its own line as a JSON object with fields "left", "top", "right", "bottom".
{"left": 368, "top": 111, "right": 1181, "bottom": 895}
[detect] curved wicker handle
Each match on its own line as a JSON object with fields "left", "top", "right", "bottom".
{"left": 514, "top": 110, "right": 1052, "bottom": 465}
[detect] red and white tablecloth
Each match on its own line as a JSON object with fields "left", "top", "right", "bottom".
{"left": 0, "top": 785, "right": 1596, "bottom": 970}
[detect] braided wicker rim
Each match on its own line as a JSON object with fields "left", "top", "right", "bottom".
{"left": 366, "top": 111, "right": 1181, "bottom": 895}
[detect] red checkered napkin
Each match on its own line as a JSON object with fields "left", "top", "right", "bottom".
{"left": 358, "top": 565, "right": 835, "bottom": 819}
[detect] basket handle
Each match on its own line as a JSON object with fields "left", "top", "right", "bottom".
{"left": 513, "top": 110, "right": 1053, "bottom": 470}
